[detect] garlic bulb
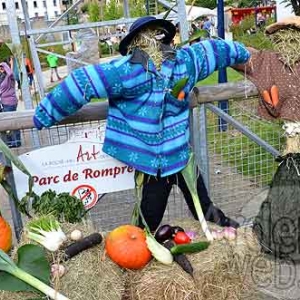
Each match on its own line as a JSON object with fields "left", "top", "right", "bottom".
{"left": 51, "top": 264, "right": 66, "bottom": 278}
{"left": 223, "top": 227, "right": 237, "bottom": 241}
{"left": 70, "top": 229, "right": 83, "bottom": 241}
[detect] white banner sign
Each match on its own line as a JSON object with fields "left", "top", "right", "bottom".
{"left": 13, "top": 126, "right": 135, "bottom": 207}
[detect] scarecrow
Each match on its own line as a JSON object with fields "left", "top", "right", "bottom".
{"left": 235, "top": 16, "right": 300, "bottom": 260}
{"left": 33, "top": 16, "right": 250, "bottom": 240}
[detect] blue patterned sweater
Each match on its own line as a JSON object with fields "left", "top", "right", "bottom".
{"left": 34, "top": 40, "right": 250, "bottom": 176}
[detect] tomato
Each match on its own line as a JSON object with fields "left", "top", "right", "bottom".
{"left": 173, "top": 231, "right": 191, "bottom": 244}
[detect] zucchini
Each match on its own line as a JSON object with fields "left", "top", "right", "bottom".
{"left": 170, "top": 241, "right": 210, "bottom": 255}
{"left": 171, "top": 77, "right": 189, "bottom": 97}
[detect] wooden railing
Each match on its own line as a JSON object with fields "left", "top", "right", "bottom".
{"left": 0, "top": 81, "right": 258, "bottom": 131}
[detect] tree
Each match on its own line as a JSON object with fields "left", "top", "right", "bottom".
{"left": 281, "top": 0, "right": 300, "bottom": 15}
{"left": 103, "top": 0, "right": 123, "bottom": 20}
{"left": 129, "top": 0, "right": 147, "bottom": 17}
{"left": 88, "top": 2, "right": 101, "bottom": 22}
{"left": 187, "top": 0, "right": 217, "bottom": 9}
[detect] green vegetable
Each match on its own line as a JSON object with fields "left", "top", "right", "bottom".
{"left": 0, "top": 137, "right": 33, "bottom": 217}
{"left": 170, "top": 241, "right": 210, "bottom": 255}
{"left": 0, "top": 244, "right": 69, "bottom": 299}
{"left": 181, "top": 154, "right": 214, "bottom": 241}
{"left": 20, "top": 189, "right": 86, "bottom": 223}
{"left": 171, "top": 77, "right": 188, "bottom": 97}
{"left": 26, "top": 216, "right": 67, "bottom": 252}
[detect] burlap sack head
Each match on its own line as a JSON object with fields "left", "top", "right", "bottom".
{"left": 265, "top": 16, "right": 300, "bottom": 34}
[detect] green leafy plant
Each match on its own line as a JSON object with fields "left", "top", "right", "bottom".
{"left": 20, "top": 189, "right": 86, "bottom": 223}
{"left": 0, "top": 244, "right": 68, "bottom": 299}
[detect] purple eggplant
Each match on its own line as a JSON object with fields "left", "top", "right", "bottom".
{"left": 154, "top": 224, "right": 173, "bottom": 243}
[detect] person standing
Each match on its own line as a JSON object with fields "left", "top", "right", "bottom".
{"left": 0, "top": 61, "right": 21, "bottom": 148}
{"left": 46, "top": 48, "right": 61, "bottom": 83}
{"left": 24, "top": 54, "right": 34, "bottom": 90}
{"left": 203, "top": 17, "right": 214, "bottom": 37}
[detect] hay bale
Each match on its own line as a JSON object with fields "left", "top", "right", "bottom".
{"left": 125, "top": 220, "right": 268, "bottom": 300}
{"left": 0, "top": 221, "right": 125, "bottom": 300}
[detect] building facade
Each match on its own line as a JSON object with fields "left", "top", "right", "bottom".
{"left": 0, "top": 0, "right": 63, "bottom": 25}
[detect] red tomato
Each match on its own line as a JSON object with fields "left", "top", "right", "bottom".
{"left": 174, "top": 231, "right": 191, "bottom": 244}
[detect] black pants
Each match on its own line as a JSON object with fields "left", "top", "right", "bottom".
{"left": 139, "top": 171, "right": 238, "bottom": 231}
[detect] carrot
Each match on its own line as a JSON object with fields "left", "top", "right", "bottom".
{"left": 270, "top": 85, "right": 279, "bottom": 107}
{"left": 177, "top": 91, "right": 185, "bottom": 101}
{"left": 262, "top": 90, "right": 273, "bottom": 106}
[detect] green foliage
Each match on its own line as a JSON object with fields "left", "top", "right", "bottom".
{"left": 0, "top": 43, "right": 12, "bottom": 63}
{"left": 129, "top": 0, "right": 147, "bottom": 17}
{"left": 103, "top": 0, "right": 123, "bottom": 20}
{"left": 20, "top": 189, "right": 86, "bottom": 223}
{"left": 230, "top": 15, "right": 274, "bottom": 50}
{"left": 67, "top": 9, "right": 79, "bottom": 25}
{"left": 80, "top": 2, "right": 89, "bottom": 13}
{"left": 0, "top": 244, "right": 50, "bottom": 292}
{"left": 237, "top": 0, "right": 255, "bottom": 8}
{"left": 236, "top": 31, "right": 274, "bottom": 50}
{"left": 88, "top": 2, "right": 101, "bottom": 22}
{"left": 187, "top": 0, "right": 217, "bottom": 9}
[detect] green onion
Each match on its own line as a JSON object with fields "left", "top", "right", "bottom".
{"left": 0, "top": 249, "right": 69, "bottom": 300}
{"left": 26, "top": 216, "right": 67, "bottom": 252}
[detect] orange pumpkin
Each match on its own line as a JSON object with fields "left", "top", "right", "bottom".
{"left": 0, "top": 216, "right": 12, "bottom": 253}
{"left": 105, "top": 225, "right": 152, "bottom": 270}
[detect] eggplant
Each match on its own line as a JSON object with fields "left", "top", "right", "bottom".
{"left": 172, "top": 226, "right": 185, "bottom": 235}
{"left": 154, "top": 224, "right": 173, "bottom": 243}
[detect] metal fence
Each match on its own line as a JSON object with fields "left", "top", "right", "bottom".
{"left": 0, "top": 82, "right": 283, "bottom": 238}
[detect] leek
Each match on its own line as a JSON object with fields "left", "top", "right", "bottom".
{"left": 145, "top": 232, "right": 173, "bottom": 265}
{"left": 181, "top": 153, "right": 214, "bottom": 241}
{"left": 0, "top": 249, "right": 69, "bottom": 300}
{"left": 26, "top": 216, "right": 67, "bottom": 252}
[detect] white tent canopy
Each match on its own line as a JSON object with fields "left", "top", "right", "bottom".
{"left": 158, "top": 5, "right": 216, "bottom": 22}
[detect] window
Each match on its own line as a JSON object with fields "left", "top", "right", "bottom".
{"left": 43, "top": 0, "right": 46, "bottom": 7}
{"left": 35, "top": 12, "right": 38, "bottom": 17}
{"left": 33, "top": 1, "right": 37, "bottom": 8}
{"left": 53, "top": 0, "right": 57, "bottom": 6}
{"left": 2, "top": 2, "right": 6, "bottom": 9}
{"left": 54, "top": 11, "right": 58, "bottom": 16}
{"left": 15, "top": 2, "right": 19, "bottom": 9}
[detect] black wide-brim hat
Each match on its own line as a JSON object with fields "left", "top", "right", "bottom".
{"left": 119, "top": 16, "right": 176, "bottom": 56}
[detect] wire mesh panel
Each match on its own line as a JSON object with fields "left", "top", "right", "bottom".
{"left": 205, "top": 97, "right": 283, "bottom": 223}
{"left": 0, "top": 96, "right": 284, "bottom": 232}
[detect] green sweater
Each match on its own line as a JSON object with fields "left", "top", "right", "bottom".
{"left": 47, "top": 54, "right": 58, "bottom": 68}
